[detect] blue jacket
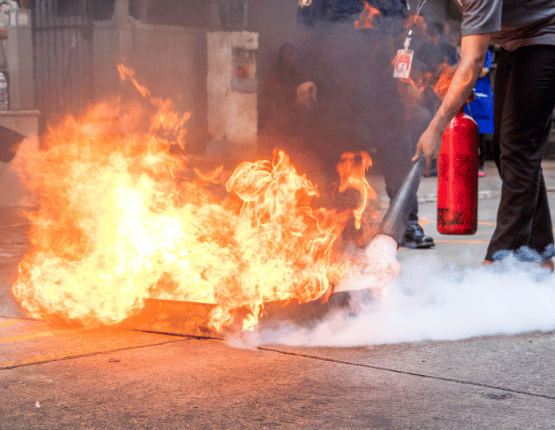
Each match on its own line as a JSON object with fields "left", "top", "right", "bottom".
{"left": 464, "top": 49, "right": 494, "bottom": 134}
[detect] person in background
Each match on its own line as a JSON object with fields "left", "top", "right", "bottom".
{"left": 258, "top": 42, "right": 304, "bottom": 157}
{"left": 258, "top": 42, "right": 321, "bottom": 164}
{"left": 296, "top": 0, "right": 435, "bottom": 249}
{"left": 463, "top": 46, "right": 494, "bottom": 176}
{"left": 422, "top": 20, "right": 459, "bottom": 68}
{"left": 414, "top": 0, "right": 555, "bottom": 270}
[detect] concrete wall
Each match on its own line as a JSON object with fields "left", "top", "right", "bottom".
{"left": 206, "top": 31, "right": 258, "bottom": 156}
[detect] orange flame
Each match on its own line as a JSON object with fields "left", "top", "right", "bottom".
{"left": 398, "top": 75, "right": 429, "bottom": 95}
{"left": 404, "top": 14, "right": 425, "bottom": 32}
{"left": 355, "top": 1, "right": 381, "bottom": 29}
{"left": 396, "top": 62, "right": 455, "bottom": 99}
{"left": 336, "top": 151, "right": 377, "bottom": 230}
{"left": 11, "top": 66, "right": 363, "bottom": 332}
{"left": 117, "top": 63, "right": 150, "bottom": 97}
{"left": 433, "top": 63, "right": 457, "bottom": 99}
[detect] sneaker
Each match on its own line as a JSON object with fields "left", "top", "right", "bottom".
{"left": 478, "top": 170, "right": 485, "bottom": 177}
{"left": 401, "top": 221, "right": 435, "bottom": 249}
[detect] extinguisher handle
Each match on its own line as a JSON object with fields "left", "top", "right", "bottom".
{"left": 378, "top": 156, "right": 426, "bottom": 245}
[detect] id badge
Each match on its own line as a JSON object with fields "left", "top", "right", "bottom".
{"left": 393, "top": 49, "right": 414, "bottom": 79}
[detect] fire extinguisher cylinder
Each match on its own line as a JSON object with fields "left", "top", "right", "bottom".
{"left": 437, "top": 107, "right": 479, "bottom": 235}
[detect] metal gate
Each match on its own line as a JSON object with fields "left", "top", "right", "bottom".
{"left": 29, "top": 0, "right": 94, "bottom": 135}
{"left": 28, "top": 1, "right": 208, "bottom": 153}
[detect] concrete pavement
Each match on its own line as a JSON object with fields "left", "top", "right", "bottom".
{"left": 1, "top": 159, "right": 555, "bottom": 429}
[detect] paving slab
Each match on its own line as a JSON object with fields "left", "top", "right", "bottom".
{"left": 2, "top": 160, "right": 555, "bottom": 429}
{"left": 2, "top": 337, "right": 555, "bottom": 429}
{"left": 0, "top": 318, "right": 183, "bottom": 370}
{"left": 263, "top": 328, "right": 555, "bottom": 400}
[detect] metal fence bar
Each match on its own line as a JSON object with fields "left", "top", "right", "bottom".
{"left": 29, "top": 0, "right": 208, "bottom": 153}
{"left": 31, "top": 0, "right": 93, "bottom": 133}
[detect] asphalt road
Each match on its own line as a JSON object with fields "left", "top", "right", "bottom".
{"left": 1, "top": 160, "right": 555, "bottom": 429}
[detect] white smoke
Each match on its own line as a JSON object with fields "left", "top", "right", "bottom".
{"left": 250, "top": 253, "right": 555, "bottom": 347}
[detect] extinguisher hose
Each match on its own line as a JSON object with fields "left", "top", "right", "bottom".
{"left": 378, "top": 156, "right": 426, "bottom": 246}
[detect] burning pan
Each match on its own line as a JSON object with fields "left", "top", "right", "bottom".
{"left": 118, "top": 290, "right": 370, "bottom": 338}
{"left": 119, "top": 158, "right": 425, "bottom": 338}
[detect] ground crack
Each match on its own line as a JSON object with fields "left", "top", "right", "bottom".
{"left": 258, "top": 346, "right": 555, "bottom": 401}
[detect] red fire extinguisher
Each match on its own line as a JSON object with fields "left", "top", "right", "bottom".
{"left": 437, "top": 107, "right": 479, "bottom": 235}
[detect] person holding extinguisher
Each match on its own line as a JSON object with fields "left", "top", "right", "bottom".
{"left": 414, "top": 0, "right": 555, "bottom": 270}
{"left": 464, "top": 46, "right": 494, "bottom": 177}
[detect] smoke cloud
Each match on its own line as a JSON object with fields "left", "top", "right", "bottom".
{"left": 249, "top": 254, "right": 555, "bottom": 347}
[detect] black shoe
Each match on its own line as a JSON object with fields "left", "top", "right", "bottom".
{"left": 402, "top": 222, "right": 435, "bottom": 249}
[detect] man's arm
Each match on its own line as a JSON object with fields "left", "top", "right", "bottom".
{"left": 413, "top": 34, "right": 490, "bottom": 170}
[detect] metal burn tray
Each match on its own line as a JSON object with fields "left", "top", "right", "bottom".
{"left": 118, "top": 290, "right": 366, "bottom": 338}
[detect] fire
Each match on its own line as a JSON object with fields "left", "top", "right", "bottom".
{"left": 11, "top": 66, "right": 369, "bottom": 332}
{"left": 117, "top": 63, "right": 150, "bottom": 98}
{"left": 396, "top": 62, "right": 455, "bottom": 100}
{"left": 405, "top": 14, "right": 425, "bottom": 32}
{"left": 433, "top": 63, "right": 457, "bottom": 99}
{"left": 398, "top": 75, "right": 429, "bottom": 95}
{"left": 355, "top": 1, "right": 381, "bottom": 29}
{"left": 336, "top": 151, "right": 377, "bottom": 230}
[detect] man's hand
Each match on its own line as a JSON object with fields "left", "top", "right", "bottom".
{"left": 412, "top": 123, "right": 443, "bottom": 173}
{"left": 412, "top": 34, "right": 491, "bottom": 173}
{"left": 296, "top": 81, "right": 317, "bottom": 109}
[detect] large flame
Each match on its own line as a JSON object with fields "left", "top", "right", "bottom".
{"left": 11, "top": 67, "right": 375, "bottom": 332}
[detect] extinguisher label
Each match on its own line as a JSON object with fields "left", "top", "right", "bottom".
{"left": 393, "top": 49, "right": 414, "bottom": 79}
{"left": 438, "top": 208, "right": 464, "bottom": 226}
{"left": 437, "top": 208, "right": 477, "bottom": 235}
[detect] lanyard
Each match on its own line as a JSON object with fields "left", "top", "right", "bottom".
{"left": 393, "top": 0, "right": 428, "bottom": 78}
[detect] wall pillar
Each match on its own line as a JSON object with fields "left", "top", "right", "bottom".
{"left": 205, "top": 31, "right": 258, "bottom": 160}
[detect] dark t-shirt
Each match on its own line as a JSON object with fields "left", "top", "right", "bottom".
{"left": 458, "top": 0, "right": 555, "bottom": 50}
